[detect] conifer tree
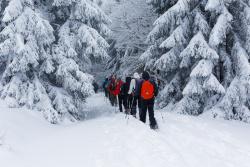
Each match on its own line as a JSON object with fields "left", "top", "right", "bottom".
{"left": 0, "top": 0, "right": 60, "bottom": 123}
{"left": 53, "top": 0, "right": 111, "bottom": 69}
{"left": 46, "top": 0, "right": 111, "bottom": 120}
{"left": 208, "top": 0, "right": 250, "bottom": 122}
{"left": 147, "top": 0, "right": 178, "bottom": 14}
{"left": 0, "top": 0, "right": 110, "bottom": 123}
{"left": 144, "top": 0, "right": 250, "bottom": 122}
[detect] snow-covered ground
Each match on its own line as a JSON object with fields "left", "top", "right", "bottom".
{"left": 1, "top": 93, "right": 250, "bottom": 167}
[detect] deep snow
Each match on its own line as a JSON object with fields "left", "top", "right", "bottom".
{"left": 0, "top": 93, "right": 250, "bottom": 167}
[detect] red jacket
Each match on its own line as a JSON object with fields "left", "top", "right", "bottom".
{"left": 109, "top": 79, "right": 123, "bottom": 96}
{"left": 108, "top": 78, "right": 116, "bottom": 93}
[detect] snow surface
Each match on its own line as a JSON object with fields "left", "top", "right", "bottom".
{"left": 1, "top": 93, "right": 250, "bottom": 167}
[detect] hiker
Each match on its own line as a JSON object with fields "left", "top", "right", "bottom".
{"left": 115, "top": 77, "right": 124, "bottom": 112}
{"left": 102, "top": 77, "right": 109, "bottom": 97}
{"left": 139, "top": 71, "right": 159, "bottom": 129}
{"left": 121, "top": 76, "right": 132, "bottom": 114}
{"left": 92, "top": 80, "right": 99, "bottom": 93}
{"left": 108, "top": 75, "right": 118, "bottom": 106}
{"left": 128, "top": 72, "right": 143, "bottom": 117}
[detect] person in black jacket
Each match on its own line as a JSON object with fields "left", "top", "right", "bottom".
{"left": 92, "top": 80, "right": 99, "bottom": 93}
{"left": 121, "top": 76, "right": 132, "bottom": 114}
{"left": 102, "top": 77, "right": 109, "bottom": 97}
{"left": 139, "top": 71, "right": 158, "bottom": 129}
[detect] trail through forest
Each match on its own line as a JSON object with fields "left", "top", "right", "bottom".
{"left": 1, "top": 93, "right": 250, "bottom": 167}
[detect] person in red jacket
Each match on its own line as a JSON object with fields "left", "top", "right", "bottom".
{"left": 116, "top": 78, "right": 124, "bottom": 112}
{"left": 108, "top": 75, "right": 117, "bottom": 106}
{"left": 108, "top": 76, "right": 124, "bottom": 108}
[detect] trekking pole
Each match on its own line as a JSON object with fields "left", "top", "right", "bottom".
{"left": 115, "top": 95, "right": 119, "bottom": 113}
{"left": 126, "top": 112, "right": 129, "bottom": 124}
{"left": 126, "top": 96, "right": 135, "bottom": 124}
{"left": 103, "top": 93, "right": 107, "bottom": 104}
{"left": 125, "top": 105, "right": 130, "bottom": 125}
{"left": 126, "top": 103, "right": 132, "bottom": 125}
{"left": 131, "top": 96, "right": 135, "bottom": 116}
{"left": 114, "top": 96, "right": 117, "bottom": 113}
{"left": 125, "top": 96, "right": 129, "bottom": 119}
{"left": 159, "top": 110, "right": 165, "bottom": 123}
{"left": 125, "top": 106, "right": 129, "bottom": 124}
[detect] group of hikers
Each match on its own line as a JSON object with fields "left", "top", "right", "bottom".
{"left": 102, "top": 71, "right": 159, "bottom": 130}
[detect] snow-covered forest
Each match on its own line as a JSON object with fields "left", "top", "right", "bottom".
{"left": 142, "top": 0, "right": 250, "bottom": 123}
{"left": 0, "top": 0, "right": 250, "bottom": 166}
{"left": 105, "top": 0, "right": 250, "bottom": 123}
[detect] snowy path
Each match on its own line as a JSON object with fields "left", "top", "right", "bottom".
{"left": 0, "top": 93, "right": 250, "bottom": 167}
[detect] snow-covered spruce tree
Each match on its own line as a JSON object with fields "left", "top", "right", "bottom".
{"left": 147, "top": 0, "right": 178, "bottom": 14}
{"left": 52, "top": 0, "right": 110, "bottom": 70}
{"left": 143, "top": 0, "right": 250, "bottom": 121}
{"left": 0, "top": 0, "right": 107, "bottom": 123}
{"left": 207, "top": 0, "right": 250, "bottom": 122}
{"left": 0, "top": 0, "right": 61, "bottom": 123}
{"left": 211, "top": 42, "right": 250, "bottom": 123}
{"left": 141, "top": 0, "right": 219, "bottom": 112}
{"left": 45, "top": 0, "right": 110, "bottom": 118}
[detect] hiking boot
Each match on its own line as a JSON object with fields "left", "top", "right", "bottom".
{"left": 150, "top": 124, "right": 158, "bottom": 130}
{"left": 125, "top": 109, "right": 131, "bottom": 115}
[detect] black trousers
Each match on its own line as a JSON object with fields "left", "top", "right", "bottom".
{"left": 118, "top": 94, "right": 124, "bottom": 112}
{"left": 140, "top": 98, "right": 156, "bottom": 126}
{"left": 131, "top": 96, "right": 142, "bottom": 116}
{"left": 109, "top": 94, "right": 117, "bottom": 106}
{"left": 123, "top": 95, "right": 133, "bottom": 112}
{"left": 104, "top": 88, "right": 109, "bottom": 97}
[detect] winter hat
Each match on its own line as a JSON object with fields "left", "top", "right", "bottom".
{"left": 142, "top": 71, "right": 150, "bottom": 81}
{"left": 133, "top": 72, "right": 140, "bottom": 79}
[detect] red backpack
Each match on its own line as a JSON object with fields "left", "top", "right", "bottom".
{"left": 141, "top": 81, "right": 154, "bottom": 100}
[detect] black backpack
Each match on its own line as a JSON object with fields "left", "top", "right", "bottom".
{"left": 121, "top": 77, "right": 131, "bottom": 95}
{"left": 110, "top": 81, "right": 116, "bottom": 91}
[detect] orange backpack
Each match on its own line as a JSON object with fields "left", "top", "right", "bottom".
{"left": 141, "top": 81, "right": 154, "bottom": 100}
